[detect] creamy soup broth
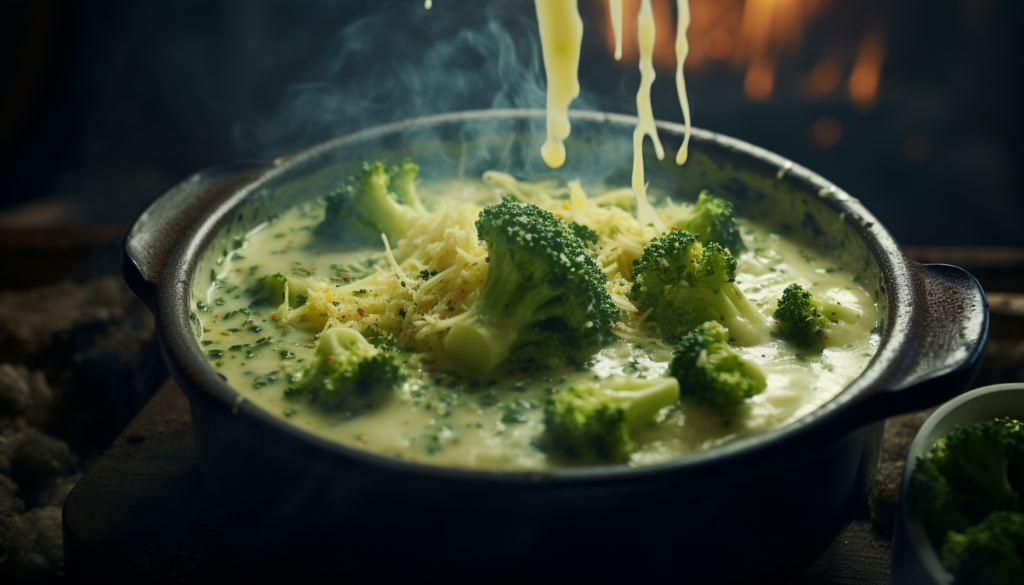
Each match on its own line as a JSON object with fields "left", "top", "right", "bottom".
{"left": 193, "top": 177, "right": 878, "bottom": 470}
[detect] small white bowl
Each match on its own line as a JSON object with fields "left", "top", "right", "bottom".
{"left": 892, "top": 383, "right": 1024, "bottom": 585}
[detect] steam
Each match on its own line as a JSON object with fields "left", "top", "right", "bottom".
{"left": 216, "top": 1, "right": 599, "bottom": 159}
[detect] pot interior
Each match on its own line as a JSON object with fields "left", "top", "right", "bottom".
{"left": 191, "top": 110, "right": 886, "bottom": 341}
{"left": 177, "top": 109, "right": 899, "bottom": 481}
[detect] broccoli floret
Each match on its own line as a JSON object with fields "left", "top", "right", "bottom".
{"left": 249, "top": 273, "right": 311, "bottom": 309}
{"left": 911, "top": 418, "right": 1024, "bottom": 539}
{"left": 443, "top": 199, "right": 618, "bottom": 376}
{"left": 628, "top": 230, "right": 767, "bottom": 345}
{"left": 317, "top": 159, "right": 426, "bottom": 246}
{"left": 772, "top": 283, "right": 860, "bottom": 348}
{"left": 941, "top": 510, "right": 1024, "bottom": 585}
{"left": 542, "top": 376, "right": 680, "bottom": 463}
{"left": 567, "top": 222, "right": 600, "bottom": 246}
{"left": 253, "top": 273, "right": 287, "bottom": 306}
{"left": 910, "top": 455, "right": 975, "bottom": 536}
{"left": 284, "top": 327, "right": 405, "bottom": 411}
{"left": 667, "top": 191, "right": 744, "bottom": 254}
{"left": 389, "top": 159, "right": 424, "bottom": 211}
{"left": 670, "top": 321, "right": 767, "bottom": 416}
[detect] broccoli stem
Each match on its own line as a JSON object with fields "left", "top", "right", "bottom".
{"left": 542, "top": 376, "right": 680, "bottom": 463}
{"left": 604, "top": 377, "right": 681, "bottom": 429}
{"left": 444, "top": 248, "right": 556, "bottom": 376}
{"left": 711, "top": 283, "right": 768, "bottom": 346}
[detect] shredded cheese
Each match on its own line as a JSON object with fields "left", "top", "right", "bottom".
{"left": 286, "top": 204, "right": 487, "bottom": 353}
{"left": 381, "top": 233, "right": 410, "bottom": 284}
{"left": 542, "top": 180, "right": 656, "bottom": 281}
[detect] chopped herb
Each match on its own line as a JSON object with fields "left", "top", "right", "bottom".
{"left": 223, "top": 307, "right": 252, "bottom": 320}
{"left": 502, "top": 398, "right": 535, "bottom": 424}
{"left": 251, "top": 371, "right": 281, "bottom": 389}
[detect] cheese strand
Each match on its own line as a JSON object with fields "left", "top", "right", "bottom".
{"left": 675, "top": 0, "right": 692, "bottom": 164}
{"left": 535, "top": 0, "right": 584, "bottom": 169}
{"left": 632, "top": 0, "right": 666, "bottom": 232}
{"left": 609, "top": 0, "right": 623, "bottom": 61}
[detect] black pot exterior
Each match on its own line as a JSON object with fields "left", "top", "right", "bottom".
{"left": 123, "top": 110, "right": 988, "bottom": 581}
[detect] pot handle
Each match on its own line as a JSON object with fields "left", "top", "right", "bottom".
{"left": 122, "top": 161, "right": 270, "bottom": 307}
{"left": 862, "top": 263, "right": 989, "bottom": 419}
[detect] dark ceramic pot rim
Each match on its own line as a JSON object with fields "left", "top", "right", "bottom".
{"left": 124, "top": 108, "right": 988, "bottom": 486}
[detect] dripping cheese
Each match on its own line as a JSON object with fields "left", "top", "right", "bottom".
{"left": 535, "top": 0, "right": 584, "bottom": 169}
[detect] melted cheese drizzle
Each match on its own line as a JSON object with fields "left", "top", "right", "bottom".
{"left": 535, "top": 0, "right": 584, "bottom": 169}
{"left": 674, "top": 0, "right": 691, "bottom": 164}
{"left": 609, "top": 0, "right": 623, "bottom": 61}
{"left": 632, "top": 0, "right": 666, "bottom": 231}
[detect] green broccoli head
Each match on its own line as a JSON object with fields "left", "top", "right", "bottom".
{"left": 285, "top": 327, "right": 406, "bottom": 412}
{"left": 772, "top": 283, "right": 859, "bottom": 349}
{"left": 249, "top": 272, "right": 316, "bottom": 310}
{"left": 542, "top": 376, "right": 680, "bottom": 463}
{"left": 389, "top": 159, "right": 424, "bottom": 212}
{"left": 317, "top": 159, "right": 425, "bottom": 246}
{"left": 668, "top": 191, "right": 744, "bottom": 254}
{"left": 567, "top": 221, "right": 600, "bottom": 247}
{"left": 629, "top": 229, "right": 767, "bottom": 345}
{"left": 911, "top": 417, "right": 1024, "bottom": 540}
{"left": 937, "top": 418, "right": 1023, "bottom": 513}
{"left": 443, "top": 199, "right": 618, "bottom": 377}
{"left": 253, "top": 273, "right": 288, "bottom": 307}
{"left": 941, "top": 510, "right": 1024, "bottom": 585}
{"left": 670, "top": 321, "right": 767, "bottom": 416}
{"left": 909, "top": 456, "right": 973, "bottom": 535}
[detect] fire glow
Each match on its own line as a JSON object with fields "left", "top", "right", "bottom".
{"left": 601, "top": 0, "right": 889, "bottom": 109}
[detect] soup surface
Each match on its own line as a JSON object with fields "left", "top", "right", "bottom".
{"left": 193, "top": 171, "right": 879, "bottom": 470}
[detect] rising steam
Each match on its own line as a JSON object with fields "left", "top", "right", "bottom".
{"left": 216, "top": 1, "right": 599, "bottom": 158}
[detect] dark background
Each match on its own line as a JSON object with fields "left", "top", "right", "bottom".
{"left": 1, "top": 0, "right": 1021, "bottom": 247}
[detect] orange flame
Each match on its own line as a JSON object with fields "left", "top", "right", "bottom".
{"left": 848, "top": 23, "right": 887, "bottom": 111}
{"left": 599, "top": 0, "right": 890, "bottom": 107}
{"left": 602, "top": 0, "right": 676, "bottom": 69}
{"left": 733, "top": 0, "right": 825, "bottom": 101}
